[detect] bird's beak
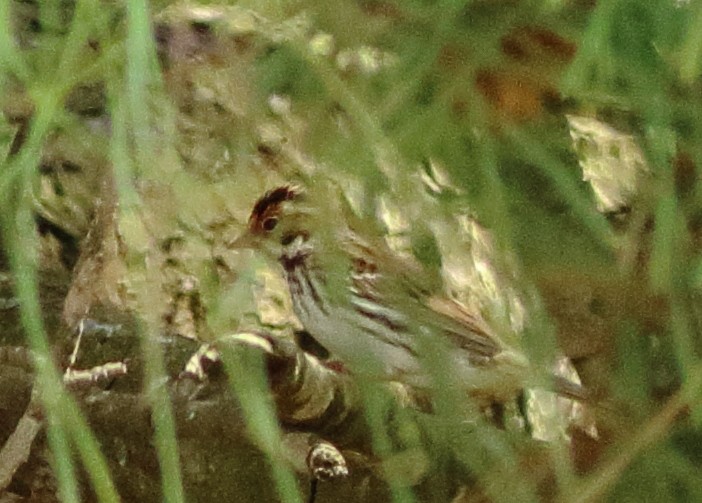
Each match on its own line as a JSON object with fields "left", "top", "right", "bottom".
{"left": 227, "top": 230, "right": 259, "bottom": 250}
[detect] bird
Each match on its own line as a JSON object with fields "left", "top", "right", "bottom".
{"left": 230, "top": 184, "right": 585, "bottom": 403}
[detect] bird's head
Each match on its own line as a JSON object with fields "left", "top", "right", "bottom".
{"left": 230, "top": 185, "right": 310, "bottom": 257}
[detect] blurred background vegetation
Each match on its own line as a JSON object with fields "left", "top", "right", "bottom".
{"left": 1, "top": 0, "right": 702, "bottom": 502}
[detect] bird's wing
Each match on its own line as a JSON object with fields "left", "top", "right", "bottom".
{"left": 338, "top": 227, "right": 592, "bottom": 402}
{"left": 423, "top": 296, "right": 501, "bottom": 359}
{"left": 341, "top": 230, "right": 502, "bottom": 362}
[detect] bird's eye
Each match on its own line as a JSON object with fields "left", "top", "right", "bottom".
{"left": 262, "top": 217, "right": 278, "bottom": 232}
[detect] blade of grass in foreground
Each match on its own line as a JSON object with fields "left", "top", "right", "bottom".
{"left": 3, "top": 206, "right": 121, "bottom": 503}
{"left": 220, "top": 339, "right": 303, "bottom": 503}
{"left": 0, "top": 93, "right": 120, "bottom": 503}
{"left": 120, "top": 1, "right": 190, "bottom": 500}
{"left": 360, "top": 382, "right": 418, "bottom": 503}
{"left": 110, "top": 85, "right": 186, "bottom": 503}
{"left": 507, "top": 127, "right": 614, "bottom": 255}
{"left": 0, "top": 1, "right": 29, "bottom": 81}
{"left": 679, "top": 0, "right": 702, "bottom": 83}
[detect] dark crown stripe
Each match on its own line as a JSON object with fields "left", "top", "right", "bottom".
{"left": 251, "top": 185, "right": 302, "bottom": 220}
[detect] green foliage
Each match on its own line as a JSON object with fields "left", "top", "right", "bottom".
{"left": 3, "top": 0, "right": 702, "bottom": 502}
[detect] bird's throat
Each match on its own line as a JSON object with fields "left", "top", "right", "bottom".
{"left": 279, "top": 232, "right": 313, "bottom": 272}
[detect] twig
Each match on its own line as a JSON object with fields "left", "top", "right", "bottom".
{"left": 63, "top": 318, "right": 129, "bottom": 388}
{"left": 63, "top": 362, "right": 128, "bottom": 389}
